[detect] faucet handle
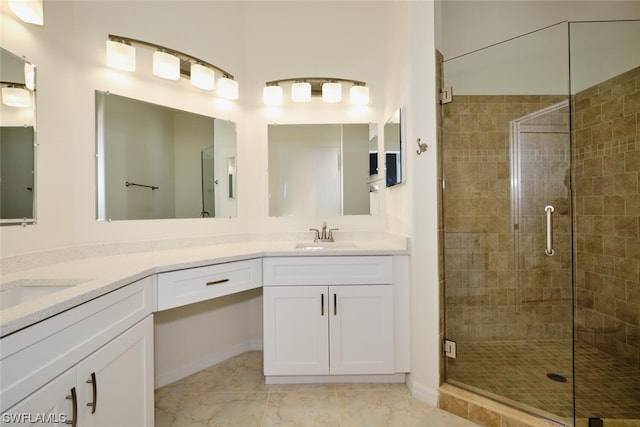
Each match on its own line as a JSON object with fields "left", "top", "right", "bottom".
{"left": 328, "top": 228, "right": 339, "bottom": 242}
{"left": 309, "top": 228, "right": 320, "bottom": 242}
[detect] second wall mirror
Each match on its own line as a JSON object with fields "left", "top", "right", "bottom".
{"left": 268, "top": 123, "right": 378, "bottom": 217}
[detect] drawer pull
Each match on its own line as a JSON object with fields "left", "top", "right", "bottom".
{"left": 321, "top": 294, "right": 325, "bottom": 316}
{"left": 206, "top": 278, "right": 230, "bottom": 286}
{"left": 65, "top": 387, "right": 77, "bottom": 426}
{"left": 334, "top": 293, "right": 337, "bottom": 316}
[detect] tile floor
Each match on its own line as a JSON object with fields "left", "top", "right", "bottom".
{"left": 446, "top": 340, "right": 640, "bottom": 421}
{"left": 155, "top": 351, "right": 480, "bottom": 427}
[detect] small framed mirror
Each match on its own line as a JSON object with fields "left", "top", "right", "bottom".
{"left": 95, "top": 91, "right": 237, "bottom": 220}
{"left": 1, "top": 47, "right": 37, "bottom": 226}
{"left": 384, "top": 109, "right": 402, "bottom": 187}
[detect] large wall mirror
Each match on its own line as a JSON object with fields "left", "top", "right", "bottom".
{"left": 0, "top": 47, "right": 36, "bottom": 226}
{"left": 384, "top": 109, "right": 402, "bottom": 187}
{"left": 95, "top": 91, "right": 237, "bottom": 221}
{"left": 268, "top": 123, "right": 378, "bottom": 216}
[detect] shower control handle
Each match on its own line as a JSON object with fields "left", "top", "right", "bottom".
{"left": 545, "top": 205, "right": 555, "bottom": 257}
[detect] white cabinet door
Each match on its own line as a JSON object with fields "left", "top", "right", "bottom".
{"left": 1, "top": 369, "right": 76, "bottom": 426}
{"left": 263, "top": 286, "right": 329, "bottom": 376}
{"left": 77, "top": 315, "right": 154, "bottom": 427}
{"left": 329, "top": 285, "right": 395, "bottom": 375}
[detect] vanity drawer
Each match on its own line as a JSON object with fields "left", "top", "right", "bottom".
{"left": 263, "top": 256, "right": 393, "bottom": 286}
{"left": 156, "top": 258, "right": 262, "bottom": 311}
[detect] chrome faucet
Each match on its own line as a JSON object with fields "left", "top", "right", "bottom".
{"left": 309, "top": 221, "right": 338, "bottom": 242}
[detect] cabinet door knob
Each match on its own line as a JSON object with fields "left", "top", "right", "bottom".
{"left": 86, "top": 372, "right": 97, "bottom": 414}
{"left": 65, "top": 387, "right": 77, "bottom": 427}
{"left": 321, "top": 293, "right": 325, "bottom": 316}
{"left": 333, "top": 293, "right": 337, "bottom": 316}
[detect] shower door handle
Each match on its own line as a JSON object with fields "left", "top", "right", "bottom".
{"left": 545, "top": 205, "right": 555, "bottom": 256}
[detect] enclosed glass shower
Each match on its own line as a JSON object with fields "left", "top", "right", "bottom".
{"left": 442, "top": 21, "right": 639, "bottom": 425}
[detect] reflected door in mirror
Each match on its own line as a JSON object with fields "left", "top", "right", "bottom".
{"left": 268, "top": 123, "right": 376, "bottom": 217}
{"left": 1, "top": 126, "right": 34, "bottom": 220}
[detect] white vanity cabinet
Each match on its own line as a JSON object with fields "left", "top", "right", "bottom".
{"left": 1, "top": 277, "right": 154, "bottom": 427}
{"left": 262, "top": 256, "right": 409, "bottom": 380}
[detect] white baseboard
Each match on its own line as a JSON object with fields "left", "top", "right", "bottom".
{"left": 406, "top": 374, "right": 439, "bottom": 407}
{"left": 266, "top": 373, "right": 406, "bottom": 385}
{"left": 248, "top": 338, "right": 263, "bottom": 351}
{"left": 154, "top": 342, "right": 255, "bottom": 388}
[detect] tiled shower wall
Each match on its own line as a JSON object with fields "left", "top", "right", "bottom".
{"left": 442, "top": 94, "right": 572, "bottom": 342}
{"left": 573, "top": 66, "right": 640, "bottom": 369}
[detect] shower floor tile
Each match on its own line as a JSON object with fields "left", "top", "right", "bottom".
{"left": 446, "top": 340, "right": 640, "bottom": 421}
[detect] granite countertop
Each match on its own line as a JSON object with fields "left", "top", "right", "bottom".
{"left": 0, "top": 237, "right": 409, "bottom": 337}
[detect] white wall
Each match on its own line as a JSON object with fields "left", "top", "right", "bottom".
{"left": 0, "top": 1, "right": 397, "bottom": 256}
{"left": 439, "top": 1, "right": 640, "bottom": 95}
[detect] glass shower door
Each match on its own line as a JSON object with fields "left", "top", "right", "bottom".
{"left": 442, "top": 22, "right": 574, "bottom": 423}
{"left": 570, "top": 20, "right": 640, "bottom": 424}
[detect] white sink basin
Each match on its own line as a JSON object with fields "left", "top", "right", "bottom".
{"left": 0, "top": 279, "right": 85, "bottom": 310}
{"left": 295, "top": 242, "right": 357, "bottom": 250}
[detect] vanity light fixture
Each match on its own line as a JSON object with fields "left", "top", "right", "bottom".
{"left": 8, "top": 0, "right": 44, "bottom": 26}
{"left": 1, "top": 83, "right": 31, "bottom": 108}
{"left": 105, "top": 35, "right": 238, "bottom": 100}
{"left": 263, "top": 77, "right": 369, "bottom": 106}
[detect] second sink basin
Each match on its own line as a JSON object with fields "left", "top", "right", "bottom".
{"left": 295, "top": 242, "right": 357, "bottom": 250}
{"left": 0, "top": 279, "right": 86, "bottom": 310}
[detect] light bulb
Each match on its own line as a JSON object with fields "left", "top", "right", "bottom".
{"left": 8, "top": 0, "right": 43, "bottom": 26}
{"left": 24, "top": 63, "right": 35, "bottom": 90}
{"left": 263, "top": 85, "right": 283, "bottom": 105}
{"left": 291, "top": 82, "right": 311, "bottom": 103}
{"left": 217, "top": 77, "right": 239, "bottom": 100}
{"left": 106, "top": 40, "right": 136, "bottom": 72}
{"left": 322, "top": 82, "right": 342, "bottom": 103}
{"left": 2, "top": 87, "right": 31, "bottom": 108}
{"left": 153, "top": 51, "right": 180, "bottom": 80}
{"left": 350, "top": 85, "right": 369, "bottom": 105}
{"left": 190, "top": 64, "right": 215, "bottom": 90}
